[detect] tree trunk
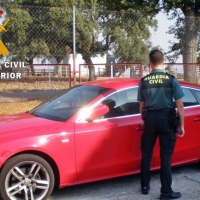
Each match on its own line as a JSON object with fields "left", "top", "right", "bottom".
{"left": 82, "top": 55, "right": 95, "bottom": 81}
{"left": 183, "top": 10, "right": 199, "bottom": 83}
{"left": 54, "top": 57, "right": 64, "bottom": 78}
{"left": 30, "top": 65, "right": 35, "bottom": 76}
{"left": 26, "top": 58, "right": 35, "bottom": 76}
{"left": 57, "top": 59, "right": 63, "bottom": 78}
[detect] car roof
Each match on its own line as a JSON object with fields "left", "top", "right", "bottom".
{"left": 179, "top": 80, "right": 200, "bottom": 89}
{"left": 82, "top": 78, "right": 141, "bottom": 90}
{"left": 82, "top": 78, "right": 200, "bottom": 90}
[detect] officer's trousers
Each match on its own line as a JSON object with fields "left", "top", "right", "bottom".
{"left": 140, "top": 112, "right": 177, "bottom": 194}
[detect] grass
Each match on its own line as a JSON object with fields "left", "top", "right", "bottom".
{"left": 0, "top": 77, "right": 73, "bottom": 115}
{"left": 0, "top": 99, "right": 42, "bottom": 115}
{"left": 0, "top": 77, "right": 72, "bottom": 92}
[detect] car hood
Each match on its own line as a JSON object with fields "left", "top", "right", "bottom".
{"left": 0, "top": 112, "right": 65, "bottom": 133}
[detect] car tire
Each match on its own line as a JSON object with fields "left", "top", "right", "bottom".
{"left": 0, "top": 154, "right": 54, "bottom": 200}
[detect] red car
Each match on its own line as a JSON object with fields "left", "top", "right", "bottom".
{"left": 0, "top": 78, "right": 200, "bottom": 200}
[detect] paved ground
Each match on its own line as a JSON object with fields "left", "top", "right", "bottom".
{"left": 48, "top": 163, "right": 200, "bottom": 200}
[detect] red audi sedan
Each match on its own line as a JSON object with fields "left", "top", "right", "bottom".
{"left": 0, "top": 78, "right": 200, "bottom": 200}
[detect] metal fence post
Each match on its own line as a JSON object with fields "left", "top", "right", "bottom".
{"left": 111, "top": 62, "right": 113, "bottom": 78}
{"left": 73, "top": 5, "right": 76, "bottom": 86}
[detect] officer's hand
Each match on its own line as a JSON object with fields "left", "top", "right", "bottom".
{"left": 176, "top": 126, "right": 185, "bottom": 138}
{"left": 141, "top": 120, "right": 144, "bottom": 127}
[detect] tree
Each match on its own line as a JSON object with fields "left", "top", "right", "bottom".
{"left": 97, "top": 0, "right": 160, "bottom": 17}
{"left": 164, "top": 12, "right": 184, "bottom": 62}
{"left": 162, "top": 0, "right": 200, "bottom": 83}
{"left": 99, "top": 0, "right": 200, "bottom": 83}
{"left": 1, "top": 1, "right": 72, "bottom": 76}
{"left": 1, "top": 0, "right": 156, "bottom": 80}
{"left": 97, "top": 0, "right": 158, "bottom": 63}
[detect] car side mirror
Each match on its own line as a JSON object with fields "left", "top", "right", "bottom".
{"left": 86, "top": 104, "right": 109, "bottom": 122}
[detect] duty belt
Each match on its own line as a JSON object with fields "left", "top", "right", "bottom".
{"left": 147, "top": 110, "right": 170, "bottom": 115}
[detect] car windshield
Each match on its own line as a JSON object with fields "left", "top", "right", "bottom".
{"left": 29, "top": 85, "right": 108, "bottom": 122}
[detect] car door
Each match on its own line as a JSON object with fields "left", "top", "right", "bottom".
{"left": 153, "top": 86, "right": 200, "bottom": 167}
{"left": 75, "top": 87, "right": 143, "bottom": 181}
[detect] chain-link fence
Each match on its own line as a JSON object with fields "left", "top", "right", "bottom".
{"left": 0, "top": 4, "right": 200, "bottom": 114}
{"left": 163, "top": 63, "right": 200, "bottom": 81}
{"left": 79, "top": 63, "right": 144, "bottom": 82}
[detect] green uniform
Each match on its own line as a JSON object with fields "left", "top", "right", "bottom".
{"left": 137, "top": 69, "right": 184, "bottom": 195}
{"left": 137, "top": 69, "right": 184, "bottom": 110}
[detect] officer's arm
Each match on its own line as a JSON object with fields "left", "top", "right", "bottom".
{"left": 175, "top": 98, "right": 185, "bottom": 137}
{"left": 139, "top": 101, "right": 145, "bottom": 114}
{"left": 139, "top": 101, "right": 145, "bottom": 126}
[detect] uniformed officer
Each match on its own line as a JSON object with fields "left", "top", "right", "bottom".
{"left": 137, "top": 49, "right": 185, "bottom": 200}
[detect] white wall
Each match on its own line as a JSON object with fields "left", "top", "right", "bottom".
{"left": 32, "top": 54, "right": 107, "bottom": 75}
{"left": 68, "top": 53, "right": 107, "bottom": 72}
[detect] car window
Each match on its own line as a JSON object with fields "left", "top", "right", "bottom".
{"left": 29, "top": 85, "right": 108, "bottom": 121}
{"left": 181, "top": 87, "right": 199, "bottom": 107}
{"left": 102, "top": 87, "right": 140, "bottom": 118}
{"left": 189, "top": 88, "right": 200, "bottom": 105}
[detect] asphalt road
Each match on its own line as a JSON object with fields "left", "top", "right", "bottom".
{"left": 48, "top": 163, "right": 200, "bottom": 200}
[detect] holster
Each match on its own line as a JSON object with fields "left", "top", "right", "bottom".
{"left": 142, "top": 107, "right": 149, "bottom": 120}
{"left": 169, "top": 107, "right": 180, "bottom": 132}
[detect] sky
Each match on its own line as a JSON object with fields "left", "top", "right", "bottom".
{"left": 150, "top": 11, "right": 183, "bottom": 63}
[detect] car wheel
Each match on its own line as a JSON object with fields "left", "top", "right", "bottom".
{"left": 0, "top": 154, "right": 54, "bottom": 200}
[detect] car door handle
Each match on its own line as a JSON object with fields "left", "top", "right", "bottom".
{"left": 194, "top": 117, "right": 200, "bottom": 122}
